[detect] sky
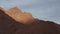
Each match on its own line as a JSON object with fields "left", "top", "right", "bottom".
{"left": 0, "top": 0, "right": 60, "bottom": 24}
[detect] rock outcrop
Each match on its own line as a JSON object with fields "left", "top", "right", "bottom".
{"left": 5, "top": 7, "right": 34, "bottom": 24}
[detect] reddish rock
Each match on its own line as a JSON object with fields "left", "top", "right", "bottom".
{"left": 5, "top": 7, "right": 34, "bottom": 24}
{"left": 0, "top": 7, "right": 60, "bottom": 34}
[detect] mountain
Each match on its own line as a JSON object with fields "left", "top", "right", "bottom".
{"left": 0, "top": 7, "right": 60, "bottom": 34}
{"left": 5, "top": 7, "right": 34, "bottom": 24}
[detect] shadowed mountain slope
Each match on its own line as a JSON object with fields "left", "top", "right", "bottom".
{"left": 0, "top": 8, "right": 26, "bottom": 34}
{"left": 0, "top": 7, "right": 60, "bottom": 34}
{"left": 15, "top": 19, "right": 60, "bottom": 34}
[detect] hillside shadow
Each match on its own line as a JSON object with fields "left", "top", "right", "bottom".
{"left": 0, "top": 9, "right": 25, "bottom": 34}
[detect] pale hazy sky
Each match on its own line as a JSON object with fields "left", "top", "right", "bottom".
{"left": 0, "top": 0, "right": 60, "bottom": 24}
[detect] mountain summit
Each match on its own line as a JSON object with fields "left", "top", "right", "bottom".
{"left": 5, "top": 7, "right": 34, "bottom": 24}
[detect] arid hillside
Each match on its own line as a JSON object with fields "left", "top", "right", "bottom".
{"left": 0, "top": 7, "right": 60, "bottom": 34}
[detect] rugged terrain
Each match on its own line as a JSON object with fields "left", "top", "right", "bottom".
{"left": 0, "top": 7, "right": 60, "bottom": 34}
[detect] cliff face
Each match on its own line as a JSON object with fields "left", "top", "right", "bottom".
{"left": 0, "top": 7, "right": 60, "bottom": 34}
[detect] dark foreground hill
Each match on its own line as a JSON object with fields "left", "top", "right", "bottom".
{"left": 0, "top": 9, "right": 60, "bottom": 34}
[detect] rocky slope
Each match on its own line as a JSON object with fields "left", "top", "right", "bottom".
{"left": 0, "top": 7, "right": 60, "bottom": 34}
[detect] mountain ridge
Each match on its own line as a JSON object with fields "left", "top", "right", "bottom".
{"left": 0, "top": 7, "right": 60, "bottom": 34}
{"left": 4, "top": 7, "right": 35, "bottom": 24}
